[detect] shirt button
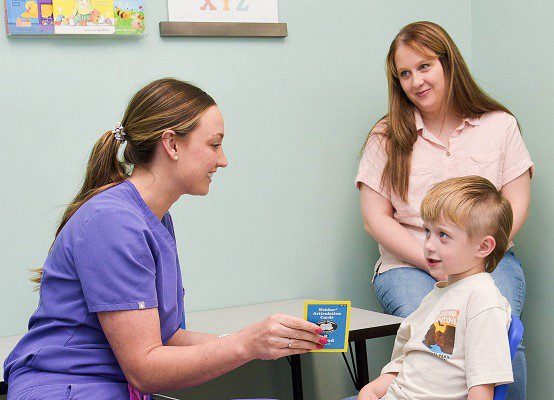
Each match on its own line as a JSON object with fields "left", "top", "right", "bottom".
{"left": 446, "top": 151, "right": 451, "bottom": 156}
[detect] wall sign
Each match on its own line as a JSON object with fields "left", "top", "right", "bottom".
{"left": 167, "top": 0, "right": 278, "bottom": 23}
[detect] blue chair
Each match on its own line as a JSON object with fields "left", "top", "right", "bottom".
{"left": 493, "top": 315, "right": 524, "bottom": 400}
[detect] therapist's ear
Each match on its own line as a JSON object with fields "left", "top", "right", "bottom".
{"left": 161, "top": 130, "right": 179, "bottom": 161}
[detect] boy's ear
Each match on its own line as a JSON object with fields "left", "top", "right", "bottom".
{"left": 476, "top": 236, "right": 496, "bottom": 259}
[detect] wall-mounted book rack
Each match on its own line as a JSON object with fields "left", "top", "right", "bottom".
{"left": 159, "top": 21, "right": 287, "bottom": 37}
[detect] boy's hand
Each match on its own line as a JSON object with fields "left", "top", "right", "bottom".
{"left": 357, "top": 384, "right": 380, "bottom": 400}
{"left": 358, "top": 372, "right": 397, "bottom": 399}
{"left": 358, "top": 393, "right": 379, "bottom": 400}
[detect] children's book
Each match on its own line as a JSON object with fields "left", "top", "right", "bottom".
{"left": 304, "top": 300, "right": 351, "bottom": 352}
{"left": 5, "top": 0, "right": 54, "bottom": 35}
{"left": 113, "top": 0, "right": 143, "bottom": 35}
{"left": 5, "top": 0, "right": 144, "bottom": 35}
{"left": 52, "top": 0, "right": 115, "bottom": 34}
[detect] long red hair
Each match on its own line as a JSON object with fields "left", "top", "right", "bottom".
{"left": 363, "top": 21, "right": 514, "bottom": 201}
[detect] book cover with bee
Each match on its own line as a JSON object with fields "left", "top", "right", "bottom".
{"left": 5, "top": 0, "right": 55, "bottom": 35}
{"left": 52, "top": 0, "right": 115, "bottom": 34}
{"left": 114, "top": 0, "right": 143, "bottom": 35}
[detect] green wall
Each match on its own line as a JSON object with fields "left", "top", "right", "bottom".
{"left": 472, "top": 1, "right": 554, "bottom": 398}
{"left": 10, "top": 1, "right": 553, "bottom": 399}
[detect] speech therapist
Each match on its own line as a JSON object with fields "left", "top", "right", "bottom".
{"left": 4, "top": 78, "right": 327, "bottom": 400}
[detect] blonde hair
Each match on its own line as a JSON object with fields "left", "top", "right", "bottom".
{"left": 31, "top": 78, "right": 216, "bottom": 286}
{"left": 420, "top": 176, "right": 513, "bottom": 272}
{"left": 363, "top": 21, "right": 514, "bottom": 201}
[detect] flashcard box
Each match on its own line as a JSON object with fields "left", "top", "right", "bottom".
{"left": 114, "top": 0, "right": 143, "bottom": 35}
{"left": 5, "top": 0, "right": 55, "bottom": 35}
{"left": 52, "top": 0, "right": 115, "bottom": 34}
{"left": 304, "top": 300, "right": 351, "bottom": 352}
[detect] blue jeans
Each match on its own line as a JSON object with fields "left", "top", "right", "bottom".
{"left": 373, "top": 249, "right": 526, "bottom": 400}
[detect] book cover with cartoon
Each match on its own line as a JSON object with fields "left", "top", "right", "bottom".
{"left": 52, "top": 0, "right": 115, "bottom": 34}
{"left": 422, "top": 309, "right": 459, "bottom": 359}
{"left": 113, "top": 0, "right": 143, "bottom": 35}
{"left": 5, "top": 0, "right": 54, "bottom": 35}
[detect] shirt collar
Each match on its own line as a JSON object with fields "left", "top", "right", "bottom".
{"left": 414, "top": 108, "right": 425, "bottom": 132}
{"left": 463, "top": 116, "right": 480, "bottom": 126}
{"left": 413, "top": 108, "right": 480, "bottom": 134}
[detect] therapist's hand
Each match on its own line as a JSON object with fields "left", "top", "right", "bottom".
{"left": 236, "top": 314, "right": 325, "bottom": 360}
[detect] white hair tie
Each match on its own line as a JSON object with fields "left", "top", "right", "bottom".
{"left": 113, "top": 123, "right": 126, "bottom": 142}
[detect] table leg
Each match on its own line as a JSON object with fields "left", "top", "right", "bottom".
{"left": 354, "top": 340, "right": 369, "bottom": 389}
{"left": 0, "top": 381, "right": 7, "bottom": 395}
{"left": 289, "top": 354, "right": 303, "bottom": 400}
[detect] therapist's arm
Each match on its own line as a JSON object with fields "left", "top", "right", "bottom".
{"left": 98, "top": 309, "right": 323, "bottom": 394}
{"left": 166, "top": 329, "right": 217, "bottom": 346}
{"left": 360, "top": 184, "right": 429, "bottom": 272}
{"left": 501, "top": 171, "right": 531, "bottom": 242}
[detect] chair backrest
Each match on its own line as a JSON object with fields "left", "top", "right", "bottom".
{"left": 492, "top": 315, "right": 524, "bottom": 400}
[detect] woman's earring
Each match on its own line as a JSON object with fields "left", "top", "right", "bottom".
{"left": 174, "top": 155, "right": 179, "bottom": 161}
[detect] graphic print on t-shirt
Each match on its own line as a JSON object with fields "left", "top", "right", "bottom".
{"left": 423, "top": 309, "right": 459, "bottom": 359}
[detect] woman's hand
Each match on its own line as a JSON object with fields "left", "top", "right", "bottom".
{"left": 426, "top": 266, "right": 447, "bottom": 282}
{"left": 236, "top": 314, "right": 325, "bottom": 360}
{"left": 360, "top": 185, "right": 430, "bottom": 271}
{"left": 99, "top": 309, "right": 322, "bottom": 393}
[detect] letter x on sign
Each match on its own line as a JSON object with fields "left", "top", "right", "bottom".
{"left": 201, "top": 0, "right": 216, "bottom": 11}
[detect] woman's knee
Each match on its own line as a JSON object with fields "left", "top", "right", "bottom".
{"left": 373, "top": 267, "right": 435, "bottom": 317}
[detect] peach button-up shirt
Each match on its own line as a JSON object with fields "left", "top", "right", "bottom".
{"left": 356, "top": 109, "right": 534, "bottom": 276}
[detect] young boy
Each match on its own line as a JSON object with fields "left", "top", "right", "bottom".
{"left": 358, "top": 176, "right": 514, "bottom": 400}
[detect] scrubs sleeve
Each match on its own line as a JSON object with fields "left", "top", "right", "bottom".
{"left": 73, "top": 207, "right": 158, "bottom": 313}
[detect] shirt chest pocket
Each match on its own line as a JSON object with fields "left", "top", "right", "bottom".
{"left": 467, "top": 151, "right": 503, "bottom": 188}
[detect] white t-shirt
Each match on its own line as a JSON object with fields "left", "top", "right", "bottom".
{"left": 381, "top": 273, "right": 513, "bottom": 400}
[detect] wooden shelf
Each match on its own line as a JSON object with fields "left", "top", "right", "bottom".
{"left": 159, "top": 21, "right": 287, "bottom": 37}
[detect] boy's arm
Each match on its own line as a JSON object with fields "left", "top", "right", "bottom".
{"left": 467, "top": 383, "right": 494, "bottom": 400}
{"left": 358, "top": 317, "right": 411, "bottom": 399}
{"left": 358, "top": 373, "right": 398, "bottom": 400}
{"left": 358, "top": 311, "right": 416, "bottom": 399}
{"left": 465, "top": 302, "right": 513, "bottom": 391}
{"left": 384, "top": 316, "right": 411, "bottom": 368}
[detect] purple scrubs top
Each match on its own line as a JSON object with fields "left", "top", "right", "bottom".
{"left": 4, "top": 180, "right": 184, "bottom": 398}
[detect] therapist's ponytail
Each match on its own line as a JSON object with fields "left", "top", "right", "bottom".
{"left": 57, "top": 131, "right": 128, "bottom": 238}
{"left": 30, "top": 131, "right": 127, "bottom": 286}
{"left": 32, "top": 78, "right": 216, "bottom": 286}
